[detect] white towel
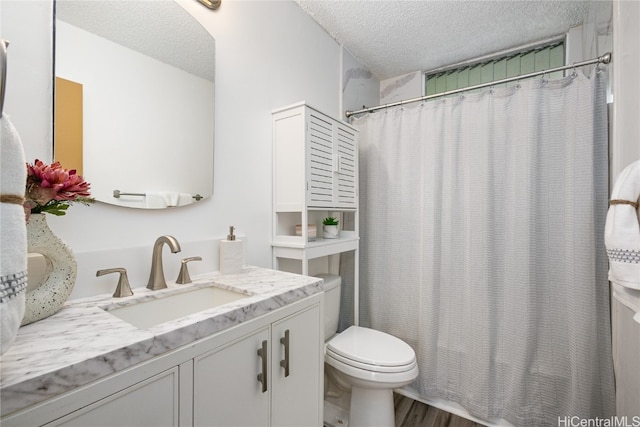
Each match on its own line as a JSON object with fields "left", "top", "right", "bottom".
{"left": 605, "top": 160, "right": 640, "bottom": 290}
{"left": 162, "top": 192, "right": 180, "bottom": 207}
{"left": 144, "top": 192, "right": 168, "bottom": 209}
{"left": 177, "top": 193, "right": 194, "bottom": 207}
{"left": 158, "top": 192, "right": 193, "bottom": 207}
{"left": 0, "top": 115, "right": 28, "bottom": 355}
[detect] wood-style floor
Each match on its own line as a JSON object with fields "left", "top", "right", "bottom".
{"left": 394, "top": 394, "right": 485, "bottom": 427}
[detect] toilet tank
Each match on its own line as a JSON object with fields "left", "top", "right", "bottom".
{"left": 316, "top": 274, "right": 342, "bottom": 341}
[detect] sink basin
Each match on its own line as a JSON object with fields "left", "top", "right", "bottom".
{"left": 104, "top": 286, "right": 250, "bottom": 329}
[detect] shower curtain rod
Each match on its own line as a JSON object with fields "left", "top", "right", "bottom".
{"left": 345, "top": 52, "right": 612, "bottom": 118}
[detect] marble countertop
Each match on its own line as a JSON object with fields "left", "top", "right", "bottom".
{"left": 0, "top": 266, "right": 323, "bottom": 417}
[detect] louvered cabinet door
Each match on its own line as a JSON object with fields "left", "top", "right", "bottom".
{"left": 334, "top": 123, "right": 357, "bottom": 209}
{"left": 306, "top": 111, "right": 357, "bottom": 209}
{"left": 307, "top": 111, "right": 334, "bottom": 208}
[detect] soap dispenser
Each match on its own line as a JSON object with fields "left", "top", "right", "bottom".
{"left": 219, "top": 226, "right": 243, "bottom": 274}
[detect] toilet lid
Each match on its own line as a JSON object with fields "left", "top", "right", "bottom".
{"left": 326, "top": 326, "right": 416, "bottom": 368}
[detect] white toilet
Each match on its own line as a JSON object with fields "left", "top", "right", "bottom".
{"left": 319, "top": 274, "right": 419, "bottom": 427}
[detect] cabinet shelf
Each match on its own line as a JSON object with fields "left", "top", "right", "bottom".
{"left": 273, "top": 231, "right": 358, "bottom": 248}
{"left": 273, "top": 234, "right": 359, "bottom": 261}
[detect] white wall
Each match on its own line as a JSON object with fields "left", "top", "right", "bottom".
{"left": 341, "top": 47, "right": 380, "bottom": 116}
{"left": 379, "top": 71, "right": 422, "bottom": 106}
{"left": 0, "top": 0, "right": 379, "bottom": 299}
{"left": 611, "top": 0, "right": 640, "bottom": 418}
{"left": 0, "top": 1, "right": 53, "bottom": 163}
{"left": 611, "top": 0, "right": 640, "bottom": 179}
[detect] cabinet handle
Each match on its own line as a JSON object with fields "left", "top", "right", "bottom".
{"left": 257, "top": 340, "right": 268, "bottom": 393}
{"left": 279, "top": 329, "right": 290, "bottom": 378}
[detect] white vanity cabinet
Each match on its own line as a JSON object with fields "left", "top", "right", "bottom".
{"left": 1, "top": 293, "right": 323, "bottom": 427}
{"left": 272, "top": 102, "right": 360, "bottom": 280}
{"left": 2, "top": 350, "right": 188, "bottom": 427}
{"left": 44, "top": 367, "right": 181, "bottom": 427}
{"left": 193, "top": 303, "right": 322, "bottom": 426}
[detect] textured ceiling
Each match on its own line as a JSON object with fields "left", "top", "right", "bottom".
{"left": 56, "top": 0, "right": 215, "bottom": 82}
{"left": 297, "top": 0, "right": 592, "bottom": 80}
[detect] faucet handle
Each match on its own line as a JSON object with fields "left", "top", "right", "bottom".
{"left": 176, "top": 257, "right": 202, "bottom": 284}
{"left": 97, "top": 268, "right": 134, "bottom": 298}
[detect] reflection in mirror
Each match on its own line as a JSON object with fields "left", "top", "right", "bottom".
{"left": 55, "top": 0, "right": 215, "bottom": 209}
{"left": 27, "top": 254, "right": 52, "bottom": 293}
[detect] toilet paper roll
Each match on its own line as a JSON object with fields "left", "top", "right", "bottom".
{"left": 220, "top": 239, "right": 243, "bottom": 274}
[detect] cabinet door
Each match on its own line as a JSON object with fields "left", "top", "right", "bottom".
{"left": 307, "top": 111, "right": 335, "bottom": 208}
{"left": 307, "top": 112, "right": 357, "bottom": 210}
{"left": 44, "top": 367, "right": 179, "bottom": 427}
{"left": 271, "top": 305, "right": 322, "bottom": 427}
{"left": 334, "top": 123, "right": 357, "bottom": 209}
{"left": 193, "top": 327, "right": 270, "bottom": 427}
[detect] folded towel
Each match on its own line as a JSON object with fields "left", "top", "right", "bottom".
{"left": 177, "top": 192, "right": 194, "bottom": 207}
{"left": 159, "top": 192, "right": 193, "bottom": 207}
{"left": 605, "top": 160, "right": 640, "bottom": 290}
{"left": 162, "top": 192, "right": 180, "bottom": 207}
{"left": 144, "top": 192, "right": 168, "bottom": 209}
{"left": 0, "top": 115, "right": 28, "bottom": 355}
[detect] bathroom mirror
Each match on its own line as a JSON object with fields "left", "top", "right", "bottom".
{"left": 54, "top": 0, "right": 215, "bottom": 209}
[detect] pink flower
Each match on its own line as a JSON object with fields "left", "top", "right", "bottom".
{"left": 24, "top": 159, "right": 93, "bottom": 217}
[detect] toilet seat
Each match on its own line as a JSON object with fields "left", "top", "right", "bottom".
{"left": 326, "top": 326, "right": 416, "bottom": 373}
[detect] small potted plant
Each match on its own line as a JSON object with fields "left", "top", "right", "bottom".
{"left": 322, "top": 216, "right": 340, "bottom": 239}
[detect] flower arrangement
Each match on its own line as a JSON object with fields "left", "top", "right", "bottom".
{"left": 24, "top": 159, "right": 93, "bottom": 218}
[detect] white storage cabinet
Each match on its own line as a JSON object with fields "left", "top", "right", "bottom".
{"left": 272, "top": 102, "right": 360, "bottom": 280}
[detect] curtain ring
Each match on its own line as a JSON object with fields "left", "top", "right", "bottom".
{"left": 540, "top": 72, "right": 548, "bottom": 85}
{"left": 571, "top": 64, "right": 578, "bottom": 78}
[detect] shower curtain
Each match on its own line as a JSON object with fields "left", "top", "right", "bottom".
{"left": 352, "top": 69, "right": 615, "bottom": 426}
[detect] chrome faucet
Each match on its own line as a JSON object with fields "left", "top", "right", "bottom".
{"left": 147, "top": 235, "right": 182, "bottom": 290}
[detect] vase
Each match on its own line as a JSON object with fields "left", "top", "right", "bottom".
{"left": 21, "top": 214, "right": 77, "bottom": 326}
{"left": 323, "top": 224, "right": 340, "bottom": 239}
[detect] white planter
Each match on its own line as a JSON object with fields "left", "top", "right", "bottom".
{"left": 323, "top": 225, "right": 340, "bottom": 239}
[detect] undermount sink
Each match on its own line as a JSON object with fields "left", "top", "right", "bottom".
{"left": 103, "top": 286, "right": 251, "bottom": 329}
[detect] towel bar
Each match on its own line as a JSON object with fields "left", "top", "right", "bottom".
{"left": 113, "top": 190, "right": 203, "bottom": 201}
